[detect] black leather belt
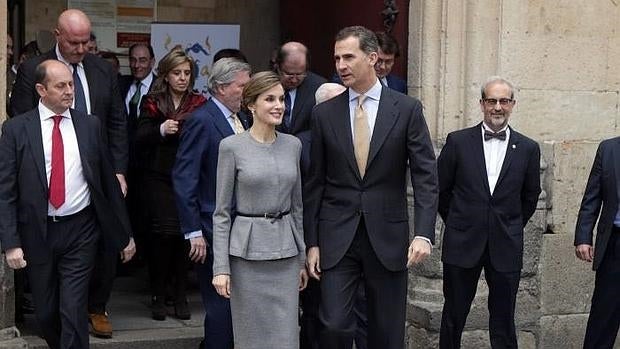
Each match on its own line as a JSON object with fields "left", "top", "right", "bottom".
{"left": 236, "top": 210, "right": 290, "bottom": 220}
{"left": 47, "top": 206, "right": 92, "bottom": 223}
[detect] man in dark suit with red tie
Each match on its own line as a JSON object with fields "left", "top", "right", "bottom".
{"left": 9, "top": 10, "right": 131, "bottom": 337}
{"left": 437, "top": 77, "right": 541, "bottom": 348}
{"left": 0, "top": 60, "right": 134, "bottom": 349}
{"left": 304, "top": 26, "right": 438, "bottom": 348}
{"left": 575, "top": 136, "right": 620, "bottom": 349}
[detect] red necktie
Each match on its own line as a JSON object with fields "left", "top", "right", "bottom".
{"left": 49, "top": 115, "right": 65, "bottom": 209}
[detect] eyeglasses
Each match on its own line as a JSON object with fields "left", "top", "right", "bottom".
{"left": 482, "top": 98, "right": 513, "bottom": 107}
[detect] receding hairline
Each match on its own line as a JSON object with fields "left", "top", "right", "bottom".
{"left": 57, "top": 9, "right": 91, "bottom": 33}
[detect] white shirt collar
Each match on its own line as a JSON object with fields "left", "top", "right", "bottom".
{"left": 137, "top": 71, "right": 154, "bottom": 87}
{"left": 349, "top": 78, "right": 382, "bottom": 103}
{"left": 38, "top": 100, "right": 71, "bottom": 121}
{"left": 211, "top": 96, "right": 234, "bottom": 117}
{"left": 55, "top": 44, "right": 82, "bottom": 68}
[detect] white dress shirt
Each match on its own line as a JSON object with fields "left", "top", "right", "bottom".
{"left": 55, "top": 45, "right": 92, "bottom": 114}
{"left": 124, "top": 71, "right": 154, "bottom": 117}
{"left": 286, "top": 88, "right": 298, "bottom": 116}
{"left": 39, "top": 102, "right": 91, "bottom": 216}
{"left": 348, "top": 78, "right": 382, "bottom": 139}
{"left": 481, "top": 123, "right": 510, "bottom": 195}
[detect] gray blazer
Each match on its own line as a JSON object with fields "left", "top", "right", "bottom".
{"left": 212, "top": 131, "right": 306, "bottom": 275}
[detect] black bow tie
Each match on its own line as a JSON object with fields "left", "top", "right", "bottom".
{"left": 484, "top": 130, "right": 507, "bottom": 141}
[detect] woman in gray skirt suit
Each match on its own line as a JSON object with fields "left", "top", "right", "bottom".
{"left": 212, "top": 71, "right": 309, "bottom": 348}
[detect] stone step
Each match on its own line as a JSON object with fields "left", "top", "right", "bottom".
{"left": 23, "top": 327, "right": 202, "bottom": 349}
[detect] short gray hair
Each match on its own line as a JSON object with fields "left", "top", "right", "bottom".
{"left": 208, "top": 57, "right": 251, "bottom": 95}
{"left": 480, "top": 76, "right": 515, "bottom": 100}
{"left": 315, "top": 83, "right": 346, "bottom": 105}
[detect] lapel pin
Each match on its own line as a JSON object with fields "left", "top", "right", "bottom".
{"left": 512, "top": 144, "right": 516, "bottom": 149}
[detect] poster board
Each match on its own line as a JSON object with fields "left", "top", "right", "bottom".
{"left": 150, "top": 23, "right": 240, "bottom": 95}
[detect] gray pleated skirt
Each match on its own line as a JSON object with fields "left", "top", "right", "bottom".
{"left": 230, "top": 255, "right": 300, "bottom": 349}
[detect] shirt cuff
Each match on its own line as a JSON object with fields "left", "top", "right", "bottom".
{"left": 184, "top": 230, "right": 203, "bottom": 240}
{"left": 413, "top": 236, "right": 433, "bottom": 249}
{"left": 159, "top": 123, "right": 166, "bottom": 137}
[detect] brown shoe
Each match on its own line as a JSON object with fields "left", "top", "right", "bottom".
{"left": 89, "top": 313, "right": 113, "bottom": 338}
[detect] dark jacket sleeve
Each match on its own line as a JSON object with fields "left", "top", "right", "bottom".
{"left": 574, "top": 143, "right": 604, "bottom": 246}
{"left": 0, "top": 120, "right": 21, "bottom": 251}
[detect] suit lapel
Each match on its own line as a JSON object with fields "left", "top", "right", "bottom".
{"left": 495, "top": 128, "right": 521, "bottom": 189}
{"left": 24, "top": 111, "right": 47, "bottom": 190}
{"left": 469, "top": 124, "right": 492, "bottom": 195}
{"left": 327, "top": 92, "right": 360, "bottom": 179}
{"left": 366, "top": 88, "right": 400, "bottom": 168}
{"left": 82, "top": 55, "right": 98, "bottom": 114}
{"left": 290, "top": 85, "right": 308, "bottom": 132}
{"left": 71, "top": 110, "right": 95, "bottom": 183}
{"left": 207, "top": 100, "right": 235, "bottom": 138}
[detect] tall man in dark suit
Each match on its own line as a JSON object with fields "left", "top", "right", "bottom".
{"left": 119, "top": 43, "right": 155, "bottom": 261}
{"left": 575, "top": 137, "right": 620, "bottom": 349}
{"left": 275, "top": 41, "right": 327, "bottom": 135}
{"left": 374, "top": 32, "right": 407, "bottom": 94}
{"left": 0, "top": 60, "right": 134, "bottom": 349}
{"left": 173, "top": 58, "right": 251, "bottom": 349}
{"left": 304, "top": 26, "right": 438, "bottom": 348}
{"left": 9, "top": 9, "right": 131, "bottom": 338}
{"left": 437, "top": 77, "right": 541, "bottom": 348}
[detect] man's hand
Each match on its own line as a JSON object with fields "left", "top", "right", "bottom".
{"left": 5, "top": 248, "right": 27, "bottom": 269}
{"left": 299, "top": 268, "right": 309, "bottom": 291}
{"left": 407, "top": 238, "right": 431, "bottom": 267}
{"left": 120, "top": 237, "right": 136, "bottom": 263}
{"left": 576, "top": 244, "right": 594, "bottom": 262}
{"left": 306, "top": 247, "right": 321, "bottom": 280}
{"left": 189, "top": 236, "right": 207, "bottom": 264}
{"left": 116, "top": 173, "right": 127, "bottom": 197}
{"left": 212, "top": 274, "right": 231, "bottom": 298}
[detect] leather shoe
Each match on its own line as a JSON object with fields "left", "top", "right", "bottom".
{"left": 89, "top": 313, "right": 113, "bottom": 338}
{"left": 152, "top": 298, "right": 167, "bottom": 321}
{"left": 174, "top": 301, "right": 191, "bottom": 320}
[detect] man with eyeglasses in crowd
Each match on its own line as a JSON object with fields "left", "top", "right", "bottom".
{"left": 275, "top": 41, "right": 326, "bottom": 135}
{"left": 374, "top": 32, "right": 406, "bottom": 94}
{"left": 437, "top": 76, "right": 541, "bottom": 348}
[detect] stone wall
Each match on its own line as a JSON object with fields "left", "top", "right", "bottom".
{"left": 407, "top": 1, "right": 620, "bottom": 348}
{"left": 23, "top": 0, "right": 279, "bottom": 71}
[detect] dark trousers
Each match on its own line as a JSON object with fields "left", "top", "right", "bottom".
{"left": 300, "top": 279, "right": 368, "bottom": 349}
{"left": 196, "top": 245, "right": 233, "bottom": 349}
{"left": 583, "top": 230, "right": 620, "bottom": 349}
{"left": 319, "top": 219, "right": 407, "bottom": 349}
{"left": 440, "top": 249, "right": 520, "bottom": 349}
{"left": 87, "top": 236, "right": 118, "bottom": 314}
{"left": 28, "top": 209, "right": 98, "bottom": 349}
{"left": 149, "top": 234, "right": 190, "bottom": 302}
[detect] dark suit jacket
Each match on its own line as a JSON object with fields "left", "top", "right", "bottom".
{"left": 438, "top": 124, "right": 541, "bottom": 272}
{"left": 173, "top": 98, "right": 248, "bottom": 242}
{"left": 304, "top": 86, "right": 438, "bottom": 271}
{"left": 278, "top": 71, "right": 327, "bottom": 135}
{"left": 10, "top": 50, "right": 128, "bottom": 174}
{"left": 385, "top": 74, "right": 407, "bottom": 94}
{"left": 575, "top": 137, "right": 620, "bottom": 270}
{"left": 0, "top": 108, "right": 131, "bottom": 263}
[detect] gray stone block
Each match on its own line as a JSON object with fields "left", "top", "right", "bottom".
{"left": 540, "top": 234, "right": 595, "bottom": 315}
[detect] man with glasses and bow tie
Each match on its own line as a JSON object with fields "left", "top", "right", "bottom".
{"left": 437, "top": 76, "right": 541, "bottom": 349}
{"left": 275, "top": 41, "right": 326, "bottom": 135}
{"left": 0, "top": 59, "right": 134, "bottom": 349}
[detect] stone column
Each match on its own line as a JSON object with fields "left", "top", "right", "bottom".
{"left": 0, "top": 1, "right": 28, "bottom": 347}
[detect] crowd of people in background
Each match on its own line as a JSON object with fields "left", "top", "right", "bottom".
{"left": 1, "top": 7, "right": 619, "bottom": 349}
